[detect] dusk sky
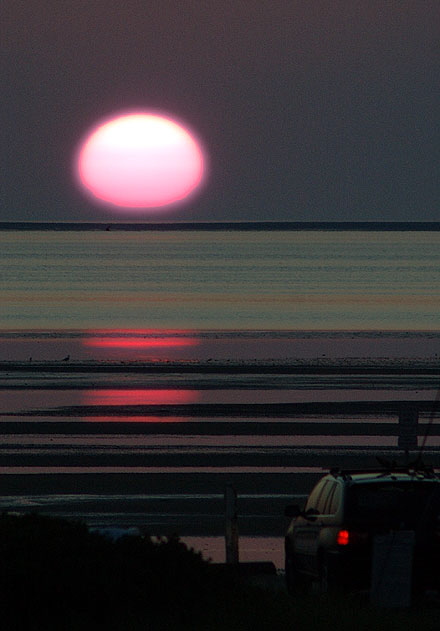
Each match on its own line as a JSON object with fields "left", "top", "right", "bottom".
{"left": 2, "top": 1, "right": 439, "bottom": 222}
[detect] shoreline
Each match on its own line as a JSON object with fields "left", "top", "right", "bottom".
{"left": 3, "top": 220, "right": 440, "bottom": 231}
{"left": 2, "top": 357, "right": 440, "bottom": 372}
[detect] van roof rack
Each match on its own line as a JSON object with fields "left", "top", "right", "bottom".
{"left": 329, "top": 463, "right": 438, "bottom": 481}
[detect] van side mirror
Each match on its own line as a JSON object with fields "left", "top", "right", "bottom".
{"left": 284, "top": 504, "right": 301, "bottom": 518}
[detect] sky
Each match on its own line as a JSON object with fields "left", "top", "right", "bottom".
{"left": 1, "top": 0, "right": 439, "bottom": 223}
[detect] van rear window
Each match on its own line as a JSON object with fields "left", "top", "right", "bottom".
{"left": 346, "top": 482, "right": 440, "bottom": 529}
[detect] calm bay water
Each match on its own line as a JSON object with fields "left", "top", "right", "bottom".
{"left": 1, "top": 229, "right": 440, "bottom": 330}
{"left": 1, "top": 226, "right": 440, "bottom": 559}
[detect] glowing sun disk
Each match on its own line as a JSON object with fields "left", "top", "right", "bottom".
{"left": 76, "top": 112, "right": 205, "bottom": 210}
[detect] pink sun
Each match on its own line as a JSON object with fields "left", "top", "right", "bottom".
{"left": 75, "top": 112, "right": 205, "bottom": 211}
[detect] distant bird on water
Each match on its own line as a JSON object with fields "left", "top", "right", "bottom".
{"left": 62, "top": 354, "right": 70, "bottom": 361}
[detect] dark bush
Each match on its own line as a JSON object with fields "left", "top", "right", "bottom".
{"left": 1, "top": 513, "right": 438, "bottom": 631}
{"left": 0, "top": 513, "right": 226, "bottom": 630}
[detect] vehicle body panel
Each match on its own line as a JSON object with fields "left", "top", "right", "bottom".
{"left": 285, "top": 469, "right": 440, "bottom": 594}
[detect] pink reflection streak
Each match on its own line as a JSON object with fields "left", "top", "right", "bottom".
{"left": 84, "top": 338, "right": 196, "bottom": 349}
{"left": 83, "top": 329, "right": 198, "bottom": 350}
{"left": 82, "top": 329, "right": 198, "bottom": 360}
{"left": 86, "top": 416, "right": 186, "bottom": 424}
{"left": 82, "top": 330, "right": 199, "bottom": 420}
{"left": 83, "top": 389, "right": 197, "bottom": 406}
{"left": 83, "top": 388, "right": 197, "bottom": 423}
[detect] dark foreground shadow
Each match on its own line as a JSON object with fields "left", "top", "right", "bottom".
{"left": 0, "top": 513, "right": 439, "bottom": 631}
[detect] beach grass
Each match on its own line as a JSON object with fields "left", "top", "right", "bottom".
{"left": 0, "top": 513, "right": 439, "bottom": 630}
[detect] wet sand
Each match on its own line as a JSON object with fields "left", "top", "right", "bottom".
{"left": 1, "top": 335, "right": 440, "bottom": 564}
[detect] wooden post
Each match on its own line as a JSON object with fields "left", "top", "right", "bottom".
{"left": 398, "top": 405, "right": 418, "bottom": 451}
{"left": 225, "top": 484, "right": 239, "bottom": 565}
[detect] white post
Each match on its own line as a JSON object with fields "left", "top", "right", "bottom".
{"left": 225, "top": 484, "right": 239, "bottom": 565}
{"left": 398, "top": 405, "right": 418, "bottom": 451}
{"left": 371, "top": 531, "right": 415, "bottom": 608}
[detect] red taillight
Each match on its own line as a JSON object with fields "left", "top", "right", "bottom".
{"left": 336, "top": 529, "right": 368, "bottom": 546}
{"left": 337, "top": 529, "right": 350, "bottom": 545}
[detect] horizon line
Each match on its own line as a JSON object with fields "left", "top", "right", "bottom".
{"left": 1, "top": 220, "right": 440, "bottom": 231}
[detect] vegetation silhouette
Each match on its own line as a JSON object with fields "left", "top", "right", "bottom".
{"left": 0, "top": 513, "right": 439, "bottom": 630}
